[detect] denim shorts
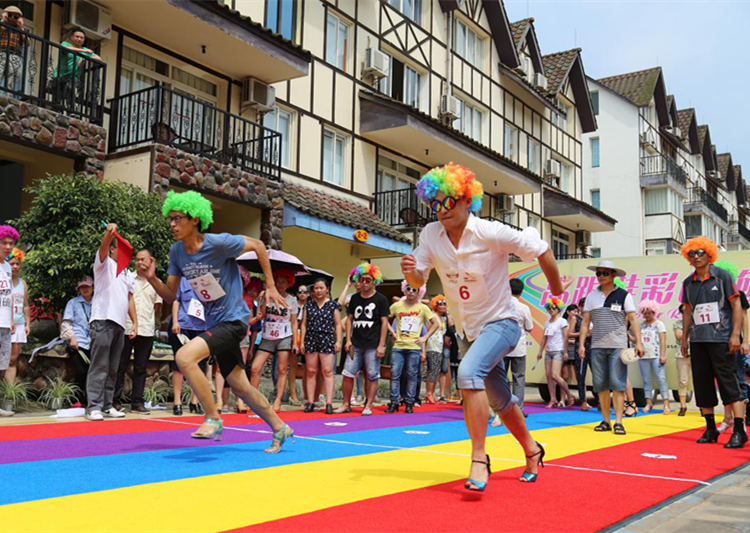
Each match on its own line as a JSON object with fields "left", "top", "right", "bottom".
{"left": 342, "top": 347, "right": 381, "bottom": 381}
{"left": 590, "top": 347, "right": 628, "bottom": 392}
{"left": 545, "top": 350, "right": 565, "bottom": 362}
{"left": 258, "top": 335, "right": 293, "bottom": 354}
{"left": 456, "top": 319, "right": 521, "bottom": 414}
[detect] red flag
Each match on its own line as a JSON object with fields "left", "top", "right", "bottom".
{"left": 113, "top": 230, "right": 134, "bottom": 277}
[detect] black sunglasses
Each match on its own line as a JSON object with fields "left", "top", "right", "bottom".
{"left": 298, "top": 289, "right": 309, "bottom": 294}
{"left": 688, "top": 249, "right": 706, "bottom": 258}
{"left": 595, "top": 270, "right": 612, "bottom": 277}
{"left": 7, "top": 13, "right": 21, "bottom": 19}
{"left": 405, "top": 286, "right": 419, "bottom": 293}
{"left": 437, "top": 300, "right": 446, "bottom": 305}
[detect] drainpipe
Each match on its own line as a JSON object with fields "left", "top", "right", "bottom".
{"left": 445, "top": 11, "right": 453, "bottom": 99}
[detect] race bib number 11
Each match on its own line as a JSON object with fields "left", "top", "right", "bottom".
{"left": 694, "top": 302, "right": 720, "bottom": 325}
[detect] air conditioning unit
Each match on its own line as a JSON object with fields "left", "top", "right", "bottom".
{"left": 708, "top": 170, "right": 724, "bottom": 182}
{"left": 498, "top": 194, "right": 515, "bottom": 213}
{"left": 534, "top": 73, "right": 548, "bottom": 90}
{"left": 544, "top": 159, "right": 561, "bottom": 179}
{"left": 241, "top": 78, "right": 276, "bottom": 112}
{"left": 518, "top": 56, "right": 533, "bottom": 78}
{"left": 439, "top": 94, "right": 461, "bottom": 121}
{"left": 663, "top": 125, "right": 682, "bottom": 139}
{"left": 578, "top": 230, "right": 592, "bottom": 246}
{"left": 363, "top": 48, "right": 389, "bottom": 79}
{"left": 64, "top": 0, "right": 112, "bottom": 41}
{"left": 640, "top": 131, "right": 658, "bottom": 155}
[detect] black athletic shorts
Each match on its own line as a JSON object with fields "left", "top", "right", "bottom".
{"left": 168, "top": 327, "right": 209, "bottom": 373}
{"left": 199, "top": 320, "right": 247, "bottom": 379}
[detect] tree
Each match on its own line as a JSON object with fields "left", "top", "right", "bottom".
{"left": 12, "top": 174, "right": 172, "bottom": 312}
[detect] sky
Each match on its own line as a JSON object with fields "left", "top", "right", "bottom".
{"left": 504, "top": 0, "right": 750, "bottom": 169}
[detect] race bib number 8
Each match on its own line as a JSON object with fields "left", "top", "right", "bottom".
{"left": 694, "top": 302, "right": 720, "bottom": 325}
{"left": 188, "top": 273, "right": 226, "bottom": 303}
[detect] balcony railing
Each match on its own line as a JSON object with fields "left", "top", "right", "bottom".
{"left": 373, "top": 187, "right": 436, "bottom": 228}
{"left": 556, "top": 253, "right": 592, "bottom": 260}
{"left": 686, "top": 187, "right": 728, "bottom": 222}
{"left": 640, "top": 155, "right": 688, "bottom": 187}
{"left": 109, "top": 86, "right": 281, "bottom": 180}
{"left": 729, "top": 221, "right": 750, "bottom": 243}
{"left": 0, "top": 22, "right": 106, "bottom": 124}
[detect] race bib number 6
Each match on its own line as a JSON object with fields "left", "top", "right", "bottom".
{"left": 445, "top": 270, "right": 486, "bottom": 303}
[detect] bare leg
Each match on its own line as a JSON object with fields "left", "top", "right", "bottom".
{"left": 500, "top": 405, "right": 542, "bottom": 475}
{"left": 550, "top": 360, "right": 573, "bottom": 403}
{"left": 599, "top": 390, "right": 612, "bottom": 423}
{"left": 5, "top": 344, "right": 20, "bottom": 384}
{"left": 545, "top": 359, "right": 557, "bottom": 407}
{"left": 305, "top": 353, "right": 319, "bottom": 405}
{"left": 273, "top": 350, "right": 290, "bottom": 410}
{"left": 340, "top": 376, "right": 354, "bottom": 408}
{"left": 175, "top": 338, "right": 220, "bottom": 433}
{"left": 613, "top": 390, "right": 625, "bottom": 425}
{"left": 319, "top": 353, "right": 335, "bottom": 404}
{"left": 250, "top": 350, "right": 272, "bottom": 389}
{"left": 288, "top": 353, "right": 300, "bottom": 403}
{"left": 365, "top": 378, "right": 378, "bottom": 409}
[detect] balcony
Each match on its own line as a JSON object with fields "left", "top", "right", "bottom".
{"left": 109, "top": 86, "right": 281, "bottom": 180}
{"left": 0, "top": 22, "right": 106, "bottom": 124}
{"left": 640, "top": 155, "right": 688, "bottom": 194}
{"left": 685, "top": 187, "right": 728, "bottom": 223}
{"left": 543, "top": 186, "right": 617, "bottom": 232}
{"left": 556, "top": 253, "right": 592, "bottom": 260}
{"left": 727, "top": 221, "right": 750, "bottom": 248}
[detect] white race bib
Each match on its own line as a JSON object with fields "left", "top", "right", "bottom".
{"left": 187, "top": 298, "right": 205, "bottom": 320}
{"left": 642, "top": 334, "right": 652, "bottom": 345}
{"left": 188, "top": 273, "right": 226, "bottom": 303}
{"left": 12, "top": 293, "right": 23, "bottom": 315}
{"left": 694, "top": 302, "right": 720, "bottom": 325}
{"left": 443, "top": 270, "right": 487, "bottom": 304}
{"left": 263, "top": 320, "right": 291, "bottom": 340}
{"left": 400, "top": 316, "right": 420, "bottom": 333}
{"left": 610, "top": 303, "right": 622, "bottom": 312}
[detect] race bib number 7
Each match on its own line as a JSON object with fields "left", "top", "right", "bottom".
{"left": 694, "top": 302, "right": 720, "bottom": 325}
{"left": 188, "top": 273, "right": 226, "bottom": 303}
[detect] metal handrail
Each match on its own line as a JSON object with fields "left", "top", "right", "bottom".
{"left": 686, "top": 187, "right": 728, "bottom": 222}
{"left": 640, "top": 155, "right": 688, "bottom": 187}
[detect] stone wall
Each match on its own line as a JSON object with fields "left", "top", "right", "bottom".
{"left": 150, "top": 144, "right": 284, "bottom": 249}
{"left": 0, "top": 95, "right": 106, "bottom": 179}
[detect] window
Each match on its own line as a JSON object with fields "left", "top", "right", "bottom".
{"left": 323, "top": 129, "right": 348, "bottom": 186}
{"left": 326, "top": 13, "right": 350, "bottom": 72}
{"left": 388, "top": 0, "right": 422, "bottom": 24}
{"left": 552, "top": 229, "right": 571, "bottom": 258}
{"left": 263, "top": 108, "right": 294, "bottom": 169}
{"left": 559, "top": 162, "right": 571, "bottom": 193}
{"left": 404, "top": 65, "right": 421, "bottom": 108}
{"left": 266, "top": 0, "right": 297, "bottom": 41}
{"left": 455, "top": 19, "right": 484, "bottom": 69}
{"left": 552, "top": 97, "right": 568, "bottom": 132}
{"left": 460, "top": 101, "right": 483, "bottom": 143}
{"left": 379, "top": 54, "right": 422, "bottom": 111}
{"left": 644, "top": 188, "right": 668, "bottom": 215}
{"left": 591, "top": 189, "right": 600, "bottom": 210}
{"left": 670, "top": 189, "right": 684, "bottom": 218}
{"left": 591, "top": 137, "right": 600, "bottom": 168}
{"left": 646, "top": 240, "right": 666, "bottom": 256}
{"left": 591, "top": 248, "right": 601, "bottom": 258}
{"left": 527, "top": 138, "right": 540, "bottom": 174}
{"left": 528, "top": 214, "right": 540, "bottom": 230}
{"left": 504, "top": 123, "right": 518, "bottom": 162}
{"left": 685, "top": 215, "right": 701, "bottom": 238}
{"left": 591, "top": 91, "right": 599, "bottom": 116}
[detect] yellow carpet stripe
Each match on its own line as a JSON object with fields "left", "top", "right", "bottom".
{"left": 0, "top": 414, "right": 704, "bottom": 533}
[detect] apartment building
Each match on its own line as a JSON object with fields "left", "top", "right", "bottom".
{"left": 583, "top": 67, "right": 748, "bottom": 258}
{"left": 1, "top": 0, "right": 614, "bottom": 296}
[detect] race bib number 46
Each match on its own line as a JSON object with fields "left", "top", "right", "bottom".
{"left": 188, "top": 273, "right": 226, "bottom": 303}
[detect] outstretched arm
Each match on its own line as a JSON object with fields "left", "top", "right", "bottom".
{"left": 538, "top": 248, "right": 566, "bottom": 296}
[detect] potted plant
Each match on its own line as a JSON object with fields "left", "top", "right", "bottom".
{"left": 143, "top": 377, "right": 170, "bottom": 407}
{"left": 39, "top": 377, "right": 81, "bottom": 410}
{"left": 0, "top": 380, "right": 32, "bottom": 412}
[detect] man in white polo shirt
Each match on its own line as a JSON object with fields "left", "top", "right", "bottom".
{"left": 87, "top": 224, "right": 137, "bottom": 421}
{"left": 401, "top": 163, "right": 569, "bottom": 491}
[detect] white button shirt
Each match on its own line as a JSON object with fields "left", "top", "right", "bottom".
{"left": 413, "top": 215, "right": 548, "bottom": 342}
{"left": 90, "top": 253, "right": 134, "bottom": 329}
{"left": 126, "top": 273, "right": 163, "bottom": 337}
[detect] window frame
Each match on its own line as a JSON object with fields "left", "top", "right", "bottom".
{"left": 460, "top": 99, "right": 483, "bottom": 143}
{"left": 527, "top": 137, "right": 541, "bottom": 174}
{"left": 591, "top": 91, "right": 599, "bottom": 116}
{"left": 591, "top": 137, "right": 600, "bottom": 168}
{"left": 263, "top": 107, "right": 295, "bottom": 170}
{"left": 454, "top": 18, "right": 484, "bottom": 69}
{"left": 322, "top": 128, "right": 349, "bottom": 187}
{"left": 325, "top": 12, "right": 351, "bottom": 72}
{"left": 591, "top": 189, "right": 600, "bottom": 210}
{"left": 265, "top": 0, "right": 298, "bottom": 42}
{"left": 388, "top": 0, "right": 422, "bottom": 24}
{"left": 504, "top": 123, "right": 519, "bottom": 162}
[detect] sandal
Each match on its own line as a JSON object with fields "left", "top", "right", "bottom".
{"left": 190, "top": 417, "right": 223, "bottom": 441}
{"left": 594, "top": 421, "right": 612, "bottom": 432}
{"left": 464, "top": 454, "right": 492, "bottom": 492}
{"left": 519, "top": 442, "right": 545, "bottom": 483}
{"left": 265, "top": 424, "right": 295, "bottom": 453}
{"left": 624, "top": 401, "right": 638, "bottom": 417}
{"left": 613, "top": 423, "right": 626, "bottom": 435}
{"left": 545, "top": 401, "right": 556, "bottom": 409}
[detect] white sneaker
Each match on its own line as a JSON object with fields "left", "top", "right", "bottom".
{"left": 351, "top": 396, "right": 363, "bottom": 406}
{"left": 362, "top": 407, "right": 373, "bottom": 416}
{"left": 0, "top": 407, "right": 15, "bottom": 417}
{"left": 333, "top": 405, "right": 351, "bottom": 414}
{"left": 104, "top": 408, "right": 126, "bottom": 419}
{"left": 87, "top": 410, "right": 104, "bottom": 421}
{"left": 718, "top": 421, "right": 734, "bottom": 433}
{"left": 491, "top": 414, "right": 503, "bottom": 428}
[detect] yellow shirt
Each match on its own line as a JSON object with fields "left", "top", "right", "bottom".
{"left": 390, "top": 300, "right": 434, "bottom": 350}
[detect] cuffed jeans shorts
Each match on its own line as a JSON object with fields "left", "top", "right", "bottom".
{"left": 456, "top": 319, "right": 521, "bottom": 414}
{"left": 590, "top": 347, "right": 627, "bottom": 393}
{"left": 342, "top": 347, "right": 380, "bottom": 381}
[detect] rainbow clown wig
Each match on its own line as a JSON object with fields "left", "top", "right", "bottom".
{"left": 0, "top": 225, "right": 19, "bottom": 243}
{"left": 430, "top": 294, "right": 447, "bottom": 312}
{"left": 638, "top": 299, "right": 661, "bottom": 316}
{"left": 680, "top": 237, "right": 718, "bottom": 264}
{"left": 272, "top": 268, "right": 297, "bottom": 287}
{"left": 545, "top": 297, "right": 563, "bottom": 311}
{"left": 8, "top": 248, "right": 24, "bottom": 262}
{"left": 162, "top": 191, "right": 214, "bottom": 231}
{"left": 415, "top": 162, "right": 484, "bottom": 213}
{"left": 349, "top": 263, "right": 383, "bottom": 285}
{"left": 714, "top": 260, "right": 739, "bottom": 281}
{"left": 401, "top": 280, "right": 427, "bottom": 300}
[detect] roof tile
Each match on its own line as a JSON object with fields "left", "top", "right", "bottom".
{"left": 597, "top": 67, "right": 662, "bottom": 107}
{"left": 676, "top": 108, "right": 694, "bottom": 137}
{"left": 509, "top": 18, "right": 533, "bottom": 49}
{"left": 541, "top": 48, "right": 580, "bottom": 96}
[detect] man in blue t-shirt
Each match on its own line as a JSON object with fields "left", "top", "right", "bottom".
{"left": 144, "top": 191, "right": 293, "bottom": 452}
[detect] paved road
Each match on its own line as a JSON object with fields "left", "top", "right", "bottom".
{"left": 618, "top": 462, "right": 750, "bottom": 533}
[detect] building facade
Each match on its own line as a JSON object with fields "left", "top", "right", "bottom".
{"left": 1, "top": 0, "right": 616, "bottom": 297}
{"left": 583, "top": 67, "right": 748, "bottom": 258}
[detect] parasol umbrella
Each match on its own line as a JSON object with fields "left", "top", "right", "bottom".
{"left": 294, "top": 267, "right": 335, "bottom": 289}
{"left": 237, "top": 249, "right": 309, "bottom": 276}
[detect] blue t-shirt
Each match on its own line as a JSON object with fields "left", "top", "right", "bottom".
{"left": 167, "top": 233, "right": 249, "bottom": 329}
{"left": 176, "top": 277, "right": 207, "bottom": 331}
{"left": 63, "top": 295, "right": 92, "bottom": 350}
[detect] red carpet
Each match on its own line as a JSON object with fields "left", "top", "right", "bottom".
{"left": 236, "top": 427, "right": 750, "bottom": 533}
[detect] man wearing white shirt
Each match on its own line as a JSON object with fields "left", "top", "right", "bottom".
{"left": 401, "top": 163, "right": 568, "bottom": 491}
{"left": 87, "top": 224, "right": 137, "bottom": 421}
{"left": 507, "top": 278, "right": 534, "bottom": 416}
{"left": 114, "top": 249, "right": 163, "bottom": 413}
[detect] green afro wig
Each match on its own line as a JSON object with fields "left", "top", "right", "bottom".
{"left": 714, "top": 260, "right": 739, "bottom": 282}
{"left": 162, "top": 191, "right": 214, "bottom": 231}
{"left": 613, "top": 277, "right": 626, "bottom": 290}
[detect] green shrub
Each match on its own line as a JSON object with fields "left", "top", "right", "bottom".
{"left": 39, "top": 377, "right": 81, "bottom": 410}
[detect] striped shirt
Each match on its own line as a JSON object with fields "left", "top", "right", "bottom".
{"left": 583, "top": 287, "right": 636, "bottom": 349}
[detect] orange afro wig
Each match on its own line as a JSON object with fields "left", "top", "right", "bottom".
{"left": 430, "top": 294, "right": 447, "bottom": 312}
{"left": 681, "top": 237, "right": 718, "bottom": 264}
{"left": 272, "top": 267, "right": 297, "bottom": 287}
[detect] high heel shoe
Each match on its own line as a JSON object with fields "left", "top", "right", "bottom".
{"left": 325, "top": 404, "right": 333, "bottom": 415}
{"left": 265, "top": 424, "right": 295, "bottom": 453}
{"left": 519, "top": 442, "right": 545, "bottom": 483}
{"left": 173, "top": 404, "right": 183, "bottom": 416}
{"left": 697, "top": 428, "right": 720, "bottom": 443}
{"left": 190, "top": 417, "right": 223, "bottom": 441}
{"left": 464, "top": 454, "right": 492, "bottom": 492}
{"left": 189, "top": 403, "right": 197, "bottom": 414}
{"left": 304, "top": 402, "right": 314, "bottom": 413}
